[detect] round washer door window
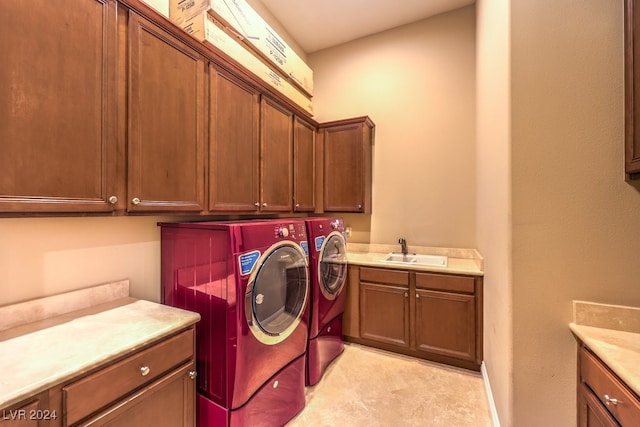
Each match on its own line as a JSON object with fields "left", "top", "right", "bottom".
{"left": 245, "top": 242, "right": 309, "bottom": 345}
{"left": 319, "top": 231, "right": 348, "bottom": 300}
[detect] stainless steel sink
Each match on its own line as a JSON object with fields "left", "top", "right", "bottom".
{"left": 381, "top": 252, "right": 448, "bottom": 267}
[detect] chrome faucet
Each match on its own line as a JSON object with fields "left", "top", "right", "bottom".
{"left": 398, "top": 238, "right": 408, "bottom": 255}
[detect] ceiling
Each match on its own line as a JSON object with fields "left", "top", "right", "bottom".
{"left": 259, "top": 0, "right": 475, "bottom": 54}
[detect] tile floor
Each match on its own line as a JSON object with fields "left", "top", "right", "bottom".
{"left": 287, "top": 343, "right": 492, "bottom": 427}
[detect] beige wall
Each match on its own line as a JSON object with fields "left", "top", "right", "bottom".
{"left": 476, "top": 0, "right": 512, "bottom": 425}
{"left": 309, "top": 6, "right": 477, "bottom": 249}
{"left": 509, "top": 0, "right": 640, "bottom": 425}
{"left": 0, "top": 216, "right": 169, "bottom": 306}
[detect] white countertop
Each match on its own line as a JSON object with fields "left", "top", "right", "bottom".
{"left": 0, "top": 283, "right": 200, "bottom": 409}
{"left": 347, "top": 243, "right": 483, "bottom": 276}
{"left": 569, "top": 301, "right": 640, "bottom": 397}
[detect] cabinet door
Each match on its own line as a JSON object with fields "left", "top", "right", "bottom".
{"left": 293, "top": 117, "right": 316, "bottom": 212}
{"left": 343, "top": 265, "right": 361, "bottom": 339}
{"left": 359, "top": 283, "right": 409, "bottom": 348}
{"left": 625, "top": 0, "right": 640, "bottom": 178}
{"left": 127, "top": 13, "right": 205, "bottom": 212}
{"left": 80, "top": 362, "right": 195, "bottom": 427}
{"left": 414, "top": 289, "right": 476, "bottom": 362}
{"left": 209, "top": 66, "right": 260, "bottom": 212}
{"left": 0, "top": 0, "right": 118, "bottom": 213}
{"left": 579, "top": 383, "right": 618, "bottom": 427}
{"left": 322, "top": 117, "right": 374, "bottom": 213}
{"left": 260, "top": 97, "right": 293, "bottom": 212}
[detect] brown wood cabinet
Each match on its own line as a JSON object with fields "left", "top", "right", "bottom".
{"left": 260, "top": 97, "right": 294, "bottom": 212}
{"left": 359, "top": 268, "right": 410, "bottom": 348}
{"left": 0, "top": 328, "right": 196, "bottom": 427}
{"left": 626, "top": 0, "right": 640, "bottom": 178}
{"left": 414, "top": 273, "right": 478, "bottom": 363}
{"left": 319, "top": 117, "right": 375, "bottom": 213}
{"left": 0, "top": 0, "right": 119, "bottom": 213}
{"left": 126, "top": 12, "right": 206, "bottom": 213}
{"left": 292, "top": 117, "right": 316, "bottom": 212}
{"left": 345, "top": 265, "right": 483, "bottom": 371}
{"left": 577, "top": 343, "right": 640, "bottom": 426}
{"left": 0, "top": 390, "right": 58, "bottom": 427}
{"left": 0, "top": 0, "right": 373, "bottom": 216}
{"left": 208, "top": 65, "right": 261, "bottom": 212}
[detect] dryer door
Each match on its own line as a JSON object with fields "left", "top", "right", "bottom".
{"left": 318, "top": 231, "right": 348, "bottom": 300}
{"left": 245, "top": 241, "right": 309, "bottom": 345}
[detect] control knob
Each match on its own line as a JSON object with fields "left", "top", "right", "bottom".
{"left": 278, "top": 227, "right": 289, "bottom": 238}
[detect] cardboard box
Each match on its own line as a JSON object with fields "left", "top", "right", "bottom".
{"left": 181, "top": 12, "right": 313, "bottom": 116}
{"left": 169, "top": 0, "right": 314, "bottom": 96}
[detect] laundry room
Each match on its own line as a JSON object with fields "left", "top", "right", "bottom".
{"left": 1, "top": 0, "right": 640, "bottom": 426}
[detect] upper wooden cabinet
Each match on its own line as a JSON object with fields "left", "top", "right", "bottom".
{"left": 126, "top": 12, "right": 206, "bottom": 212}
{"left": 0, "top": 0, "right": 119, "bottom": 213}
{"left": 319, "top": 117, "right": 375, "bottom": 213}
{"left": 208, "top": 65, "right": 261, "bottom": 212}
{"left": 293, "top": 117, "right": 316, "bottom": 212}
{"left": 209, "top": 70, "right": 294, "bottom": 213}
{"left": 626, "top": 0, "right": 640, "bottom": 178}
{"left": 0, "top": 0, "right": 373, "bottom": 216}
{"left": 260, "top": 97, "right": 294, "bottom": 212}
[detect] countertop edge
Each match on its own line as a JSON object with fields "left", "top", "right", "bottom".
{"left": 569, "top": 322, "right": 640, "bottom": 398}
{"left": 0, "top": 299, "right": 200, "bottom": 409}
{"left": 347, "top": 251, "right": 484, "bottom": 276}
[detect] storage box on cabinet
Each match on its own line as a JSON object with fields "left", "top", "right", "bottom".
{"left": 179, "top": 11, "right": 313, "bottom": 115}
{"left": 169, "top": 0, "right": 314, "bottom": 96}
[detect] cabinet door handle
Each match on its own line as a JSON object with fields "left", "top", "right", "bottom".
{"left": 262, "top": 202, "right": 268, "bottom": 207}
{"left": 254, "top": 202, "right": 260, "bottom": 207}
{"left": 416, "top": 293, "right": 420, "bottom": 299}
{"left": 357, "top": 204, "right": 362, "bottom": 209}
{"left": 189, "top": 370, "right": 197, "bottom": 380}
{"left": 140, "top": 365, "right": 150, "bottom": 376}
{"left": 404, "top": 292, "right": 408, "bottom": 298}
{"left": 295, "top": 203, "right": 300, "bottom": 208}
{"left": 604, "top": 394, "right": 622, "bottom": 405}
{"left": 132, "top": 197, "right": 141, "bottom": 205}
{"left": 108, "top": 195, "right": 118, "bottom": 204}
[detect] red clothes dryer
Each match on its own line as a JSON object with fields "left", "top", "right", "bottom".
{"left": 160, "top": 219, "right": 310, "bottom": 426}
{"left": 304, "top": 217, "right": 348, "bottom": 386}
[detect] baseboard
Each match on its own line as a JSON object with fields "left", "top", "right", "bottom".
{"left": 481, "top": 361, "right": 501, "bottom": 427}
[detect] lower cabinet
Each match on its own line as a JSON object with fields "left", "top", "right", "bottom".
{"left": 577, "top": 342, "right": 640, "bottom": 426}
{"left": 79, "top": 362, "right": 195, "bottom": 427}
{"left": 0, "top": 390, "right": 56, "bottom": 427}
{"left": 359, "top": 268, "right": 410, "bottom": 348}
{"left": 0, "top": 327, "right": 196, "bottom": 427}
{"left": 345, "top": 265, "right": 483, "bottom": 371}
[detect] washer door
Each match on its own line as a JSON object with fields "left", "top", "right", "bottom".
{"left": 245, "top": 241, "right": 309, "bottom": 345}
{"left": 318, "top": 231, "right": 348, "bottom": 300}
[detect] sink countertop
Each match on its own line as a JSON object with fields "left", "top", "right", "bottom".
{"left": 347, "top": 243, "right": 483, "bottom": 276}
{"left": 0, "top": 281, "right": 200, "bottom": 409}
{"left": 569, "top": 301, "right": 640, "bottom": 397}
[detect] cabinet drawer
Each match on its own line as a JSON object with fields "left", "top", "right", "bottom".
{"left": 580, "top": 345, "right": 640, "bottom": 426}
{"left": 64, "top": 328, "right": 194, "bottom": 425}
{"left": 360, "top": 267, "right": 409, "bottom": 287}
{"left": 415, "top": 273, "right": 474, "bottom": 294}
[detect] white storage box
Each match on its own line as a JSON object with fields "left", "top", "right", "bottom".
{"left": 181, "top": 12, "right": 314, "bottom": 115}
{"left": 169, "top": 0, "right": 314, "bottom": 96}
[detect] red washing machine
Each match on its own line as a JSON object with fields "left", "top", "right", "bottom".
{"left": 304, "top": 217, "right": 348, "bottom": 386}
{"left": 160, "top": 219, "right": 310, "bottom": 427}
